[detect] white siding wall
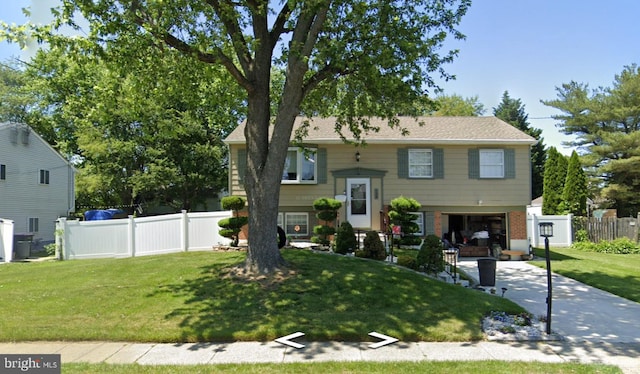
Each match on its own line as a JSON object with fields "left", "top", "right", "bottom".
{"left": 0, "top": 124, "right": 75, "bottom": 243}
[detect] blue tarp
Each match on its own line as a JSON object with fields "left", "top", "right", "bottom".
{"left": 84, "top": 209, "right": 125, "bottom": 221}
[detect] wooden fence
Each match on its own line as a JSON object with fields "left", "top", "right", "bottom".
{"left": 572, "top": 214, "right": 640, "bottom": 243}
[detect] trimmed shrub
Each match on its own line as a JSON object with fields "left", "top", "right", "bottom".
{"left": 417, "top": 234, "right": 444, "bottom": 274}
{"left": 218, "top": 196, "right": 248, "bottom": 247}
{"left": 388, "top": 196, "right": 422, "bottom": 247}
{"left": 362, "top": 230, "right": 387, "bottom": 260}
{"left": 334, "top": 221, "right": 358, "bottom": 255}
{"left": 397, "top": 255, "right": 418, "bottom": 270}
{"left": 311, "top": 197, "right": 341, "bottom": 246}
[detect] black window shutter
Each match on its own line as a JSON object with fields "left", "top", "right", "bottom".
{"left": 397, "top": 148, "right": 408, "bottom": 178}
{"left": 468, "top": 149, "right": 479, "bottom": 179}
{"left": 433, "top": 149, "right": 444, "bottom": 179}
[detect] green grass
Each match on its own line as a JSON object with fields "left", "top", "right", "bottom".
{"left": 531, "top": 247, "right": 640, "bottom": 303}
{"left": 0, "top": 250, "right": 523, "bottom": 343}
{"left": 63, "top": 361, "right": 621, "bottom": 374}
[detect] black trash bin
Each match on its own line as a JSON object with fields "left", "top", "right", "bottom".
{"left": 477, "top": 258, "right": 496, "bottom": 286}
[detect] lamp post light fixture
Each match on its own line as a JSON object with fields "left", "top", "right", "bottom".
{"left": 355, "top": 151, "right": 361, "bottom": 162}
{"left": 539, "top": 222, "right": 554, "bottom": 335}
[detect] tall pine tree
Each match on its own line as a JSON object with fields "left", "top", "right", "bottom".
{"left": 493, "top": 91, "right": 546, "bottom": 198}
{"left": 561, "top": 151, "right": 588, "bottom": 216}
{"left": 543, "top": 147, "right": 568, "bottom": 214}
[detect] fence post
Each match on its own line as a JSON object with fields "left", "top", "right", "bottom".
{"left": 181, "top": 210, "right": 189, "bottom": 252}
{"left": 55, "top": 218, "right": 65, "bottom": 260}
{"left": 128, "top": 215, "right": 135, "bottom": 257}
{"left": 530, "top": 214, "right": 539, "bottom": 248}
{"left": 566, "top": 214, "right": 573, "bottom": 247}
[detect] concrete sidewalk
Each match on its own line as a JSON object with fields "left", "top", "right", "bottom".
{"left": 1, "top": 340, "right": 639, "bottom": 373}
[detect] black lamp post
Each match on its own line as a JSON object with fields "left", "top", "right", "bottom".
{"left": 539, "top": 222, "right": 554, "bottom": 335}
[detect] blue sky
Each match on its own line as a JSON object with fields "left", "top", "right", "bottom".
{"left": 2, "top": 1, "right": 639, "bottom": 155}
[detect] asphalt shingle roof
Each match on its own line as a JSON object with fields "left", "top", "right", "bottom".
{"left": 224, "top": 116, "right": 537, "bottom": 145}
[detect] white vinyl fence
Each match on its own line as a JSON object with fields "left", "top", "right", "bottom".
{"left": 0, "top": 218, "right": 14, "bottom": 263}
{"left": 56, "top": 210, "right": 233, "bottom": 260}
{"left": 527, "top": 214, "right": 573, "bottom": 248}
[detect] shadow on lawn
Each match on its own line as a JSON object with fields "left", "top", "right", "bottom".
{"left": 152, "top": 250, "right": 518, "bottom": 343}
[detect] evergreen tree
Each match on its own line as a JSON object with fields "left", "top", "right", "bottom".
{"left": 543, "top": 64, "right": 640, "bottom": 216}
{"left": 561, "top": 151, "right": 588, "bottom": 216}
{"left": 493, "top": 91, "right": 546, "bottom": 198}
{"left": 542, "top": 147, "right": 568, "bottom": 214}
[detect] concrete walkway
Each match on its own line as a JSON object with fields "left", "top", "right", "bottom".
{"left": 456, "top": 257, "right": 640, "bottom": 343}
{"left": 1, "top": 256, "right": 639, "bottom": 373}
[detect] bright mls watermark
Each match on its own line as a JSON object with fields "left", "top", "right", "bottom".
{"left": 1, "top": 354, "right": 60, "bottom": 373}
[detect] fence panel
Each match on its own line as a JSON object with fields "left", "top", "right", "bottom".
{"left": 573, "top": 216, "right": 640, "bottom": 243}
{"left": 58, "top": 211, "right": 232, "bottom": 260}
{"left": 527, "top": 214, "right": 573, "bottom": 248}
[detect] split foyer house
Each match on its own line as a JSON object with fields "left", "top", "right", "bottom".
{"left": 224, "top": 116, "right": 537, "bottom": 252}
{"left": 0, "top": 123, "right": 75, "bottom": 244}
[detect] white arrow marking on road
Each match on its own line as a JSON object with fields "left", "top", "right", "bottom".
{"left": 275, "top": 331, "right": 305, "bottom": 349}
{"left": 368, "top": 332, "right": 399, "bottom": 349}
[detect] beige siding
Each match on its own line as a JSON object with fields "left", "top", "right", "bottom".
{"left": 383, "top": 144, "right": 531, "bottom": 207}
{"left": 229, "top": 143, "right": 531, "bottom": 208}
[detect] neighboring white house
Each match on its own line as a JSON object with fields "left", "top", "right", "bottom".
{"left": 0, "top": 123, "right": 75, "bottom": 243}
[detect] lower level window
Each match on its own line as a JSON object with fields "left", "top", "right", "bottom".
{"left": 283, "top": 213, "right": 309, "bottom": 236}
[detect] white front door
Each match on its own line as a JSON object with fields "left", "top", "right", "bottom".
{"left": 347, "top": 178, "right": 371, "bottom": 229}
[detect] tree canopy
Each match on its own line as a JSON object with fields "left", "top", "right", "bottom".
{"left": 493, "top": 91, "right": 546, "bottom": 198}
{"left": 543, "top": 64, "right": 640, "bottom": 216}
{"left": 431, "top": 94, "right": 485, "bottom": 116}
{"left": 5, "top": 0, "right": 471, "bottom": 273}
{"left": 542, "top": 147, "right": 567, "bottom": 215}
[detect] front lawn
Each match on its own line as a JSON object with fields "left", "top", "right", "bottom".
{"left": 531, "top": 247, "right": 640, "bottom": 303}
{"left": 64, "top": 361, "right": 621, "bottom": 374}
{"left": 0, "top": 250, "right": 523, "bottom": 342}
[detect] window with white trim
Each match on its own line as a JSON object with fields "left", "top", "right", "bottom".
{"left": 410, "top": 212, "right": 425, "bottom": 236}
{"left": 28, "top": 217, "right": 39, "bottom": 233}
{"left": 39, "top": 169, "right": 50, "bottom": 185}
{"left": 282, "top": 148, "right": 317, "bottom": 184}
{"left": 479, "top": 149, "right": 504, "bottom": 178}
{"left": 408, "top": 149, "right": 433, "bottom": 178}
{"left": 284, "top": 213, "right": 309, "bottom": 236}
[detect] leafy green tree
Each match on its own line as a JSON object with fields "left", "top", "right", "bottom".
{"left": 430, "top": 94, "right": 485, "bottom": 116}
{"left": 0, "top": 61, "right": 32, "bottom": 123}
{"left": 493, "top": 91, "right": 546, "bottom": 198}
{"left": 542, "top": 147, "right": 567, "bottom": 214}
{"left": 543, "top": 64, "right": 640, "bottom": 216}
{"left": 8, "top": 0, "right": 470, "bottom": 273}
{"left": 561, "top": 151, "right": 588, "bottom": 216}
{"left": 19, "top": 42, "right": 244, "bottom": 212}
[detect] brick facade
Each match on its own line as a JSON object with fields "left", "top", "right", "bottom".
{"left": 509, "top": 210, "right": 527, "bottom": 240}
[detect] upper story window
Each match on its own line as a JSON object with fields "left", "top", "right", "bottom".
{"left": 39, "top": 169, "right": 50, "bottom": 185}
{"left": 282, "top": 148, "right": 317, "bottom": 184}
{"left": 408, "top": 149, "right": 433, "bottom": 178}
{"left": 0, "top": 164, "right": 5, "bottom": 180}
{"left": 479, "top": 149, "right": 504, "bottom": 178}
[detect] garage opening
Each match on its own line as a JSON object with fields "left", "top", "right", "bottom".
{"left": 444, "top": 213, "right": 507, "bottom": 250}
